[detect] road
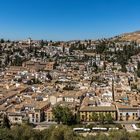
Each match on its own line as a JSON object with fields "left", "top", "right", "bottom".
{"left": 33, "top": 121, "right": 57, "bottom": 130}
{"left": 124, "top": 124, "right": 135, "bottom": 132}
{"left": 114, "top": 121, "right": 140, "bottom": 124}
{"left": 33, "top": 121, "right": 140, "bottom": 131}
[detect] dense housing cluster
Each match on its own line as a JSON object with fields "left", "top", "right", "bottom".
{"left": 0, "top": 37, "right": 140, "bottom": 126}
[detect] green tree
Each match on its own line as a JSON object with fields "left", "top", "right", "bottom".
{"left": 98, "top": 113, "right": 105, "bottom": 124}
{"left": 95, "top": 133, "right": 108, "bottom": 140}
{"left": 63, "top": 127, "right": 75, "bottom": 140}
{"left": 10, "top": 125, "right": 42, "bottom": 140}
{"left": 137, "top": 69, "right": 140, "bottom": 78}
{"left": 121, "top": 65, "right": 127, "bottom": 73}
{"left": 105, "top": 113, "right": 114, "bottom": 124}
{"left": 137, "top": 61, "right": 140, "bottom": 70}
{"left": 63, "top": 46, "right": 65, "bottom": 53}
{"left": 137, "top": 61, "right": 140, "bottom": 78}
{"left": 48, "top": 125, "right": 79, "bottom": 140}
{"left": 52, "top": 106, "right": 63, "bottom": 124}
{"left": 96, "top": 42, "right": 106, "bottom": 54}
{"left": 62, "top": 107, "right": 74, "bottom": 125}
{"left": 92, "top": 112, "right": 98, "bottom": 122}
{"left": 12, "top": 55, "right": 23, "bottom": 66}
{"left": 0, "top": 39, "right": 4, "bottom": 43}
{"left": 93, "top": 62, "right": 98, "bottom": 72}
{"left": 2, "top": 114, "right": 10, "bottom": 129}
{"left": 0, "top": 128, "right": 13, "bottom": 140}
{"left": 40, "top": 40, "right": 44, "bottom": 47}
{"left": 41, "top": 126, "right": 55, "bottom": 140}
{"left": 75, "top": 112, "right": 80, "bottom": 124}
{"left": 109, "top": 130, "right": 129, "bottom": 140}
{"left": 50, "top": 126, "right": 64, "bottom": 140}
{"left": 52, "top": 106, "right": 75, "bottom": 125}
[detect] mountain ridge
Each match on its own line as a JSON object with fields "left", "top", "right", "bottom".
{"left": 120, "top": 30, "right": 140, "bottom": 43}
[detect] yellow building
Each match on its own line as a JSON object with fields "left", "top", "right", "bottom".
{"left": 45, "top": 107, "right": 54, "bottom": 122}
{"left": 79, "top": 106, "right": 117, "bottom": 122}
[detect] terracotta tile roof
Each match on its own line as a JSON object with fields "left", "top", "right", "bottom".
{"left": 80, "top": 105, "right": 116, "bottom": 112}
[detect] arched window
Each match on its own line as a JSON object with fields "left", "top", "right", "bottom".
{"left": 126, "top": 113, "right": 129, "bottom": 121}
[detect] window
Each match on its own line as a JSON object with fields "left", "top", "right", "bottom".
{"left": 36, "top": 114, "right": 39, "bottom": 118}
{"left": 133, "top": 113, "right": 135, "bottom": 116}
{"left": 133, "top": 116, "right": 135, "bottom": 119}
{"left": 15, "top": 118, "right": 18, "bottom": 121}
{"left": 82, "top": 115, "right": 85, "bottom": 121}
{"left": 126, "top": 113, "right": 129, "bottom": 121}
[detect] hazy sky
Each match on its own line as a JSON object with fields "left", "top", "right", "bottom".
{"left": 0, "top": 0, "right": 140, "bottom": 40}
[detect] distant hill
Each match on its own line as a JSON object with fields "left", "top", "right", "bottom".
{"left": 120, "top": 30, "right": 140, "bottom": 43}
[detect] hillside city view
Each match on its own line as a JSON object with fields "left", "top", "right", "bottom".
{"left": 1, "top": 0, "right": 140, "bottom": 140}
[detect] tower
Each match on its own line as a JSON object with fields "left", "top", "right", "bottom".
{"left": 27, "top": 37, "right": 31, "bottom": 45}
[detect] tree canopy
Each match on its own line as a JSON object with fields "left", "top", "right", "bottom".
{"left": 52, "top": 105, "right": 76, "bottom": 125}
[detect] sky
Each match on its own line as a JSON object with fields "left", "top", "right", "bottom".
{"left": 0, "top": 0, "right": 140, "bottom": 41}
